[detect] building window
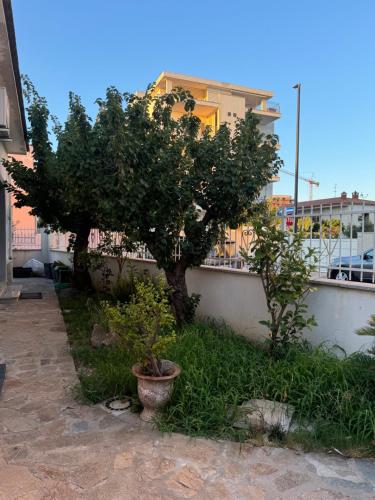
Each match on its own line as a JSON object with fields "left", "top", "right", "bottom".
{"left": 358, "top": 213, "right": 369, "bottom": 222}
{"left": 233, "top": 112, "right": 237, "bottom": 117}
{"left": 227, "top": 112, "right": 232, "bottom": 117}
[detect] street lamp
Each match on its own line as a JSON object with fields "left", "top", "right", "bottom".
{"left": 293, "top": 83, "right": 301, "bottom": 233}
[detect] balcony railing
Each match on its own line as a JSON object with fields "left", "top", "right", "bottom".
{"left": 252, "top": 101, "right": 280, "bottom": 114}
{"left": 266, "top": 101, "right": 280, "bottom": 113}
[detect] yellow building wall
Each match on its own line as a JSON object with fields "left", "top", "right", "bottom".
{"left": 217, "top": 92, "right": 246, "bottom": 129}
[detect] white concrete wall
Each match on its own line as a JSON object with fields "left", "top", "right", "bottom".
{"left": 0, "top": 141, "right": 12, "bottom": 282}
{"left": 48, "top": 250, "right": 73, "bottom": 267}
{"left": 358, "top": 233, "right": 375, "bottom": 255}
{"left": 12, "top": 249, "right": 44, "bottom": 267}
{"left": 88, "top": 256, "right": 375, "bottom": 355}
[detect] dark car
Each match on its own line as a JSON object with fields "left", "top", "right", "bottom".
{"left": 328, "top": 248, "right": 374, "bottom": 282}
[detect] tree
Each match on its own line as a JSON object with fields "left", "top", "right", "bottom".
{"left": 243, "top": 205, "right": 317, "bottom": 352}
{"left": 3, "top": 78, "right": 108, "bottom": 288}
{"left": 321, "top": 218, "right": 341, "bottom": 239}
{"left": 98, "top": 87, "right": 282, "bottom": 323}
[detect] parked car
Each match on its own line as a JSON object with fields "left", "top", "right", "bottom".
{"left": 328, "top": 249, "right": 374, "bottom": 282}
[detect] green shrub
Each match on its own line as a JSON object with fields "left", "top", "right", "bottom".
{"left": 111, "top": 276, "right": 135, "bottom": 303}
{"left": 243, "top": 205, "right": 317, "bottom": 351}
{"left": 110, "top": 268, "right": 156, "bottom": 303}
{"left": 103, "top": 277, "right": 176, "bottom": 376}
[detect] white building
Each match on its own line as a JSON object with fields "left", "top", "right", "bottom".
{"left": 0, "top": 0, "right": 28, "bottom": 285}
{"left": 295, "top": 192, "right": 375, "bottom": 229}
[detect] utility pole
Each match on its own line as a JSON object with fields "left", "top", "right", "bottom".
{"left": 293, "top": 83, "right": 301, "bottom": 233}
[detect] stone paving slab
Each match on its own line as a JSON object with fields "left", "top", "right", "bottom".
{"left": 0, "top": 278, "right": 374, "bottom": 499}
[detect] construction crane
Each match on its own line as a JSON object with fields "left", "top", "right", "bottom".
{"left": 280, "top": 169, "right": 319, "bottom": 201}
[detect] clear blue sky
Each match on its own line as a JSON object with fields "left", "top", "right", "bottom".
{"left": 12, "top": 0, "right": 375, "bottom": 201}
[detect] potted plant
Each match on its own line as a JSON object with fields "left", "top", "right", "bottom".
{"left": 103, "top": 277, "right": 180, "bottom": 422}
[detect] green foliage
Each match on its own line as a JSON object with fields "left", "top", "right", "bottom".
{"left": 5, "top": 78, "right": 99, "bottom": 234}
{"left": 77, "top": 349, "right": 137, "bottom": 404}
{"left": 4, "top": 77, "right": 59, "bottom": 226}
{"left": 321, "top": 218, "right": 341, "bottom": 239}
{"left": 290, "top": 217, "right": 342, "bottom": 240}
{"left": 357, "top": 314, "right": 375, "bottom": 355}
{"left": 184, "top": 293, "right": 201, "bottom": 324}
{"left": 110, "top": 277, "right": 134, "bottom": 303}
{"left": 60, "top": 293, "right": 375, "bottom": 453}
{"left": 103, "top": 278, "right": 176, "bottom": 376}
{"left": 110, "top": 267, "right": 156, "bottom": 303}
{"left": 160, "top": 323, "right": 375, "bottom": 453}
{"left": 3, "top": 77, "right": 113, "bottom": 287}
{"left": 90, "top": 231, "right": 136, "bottom": 279}
{"left": 95, "top": 86, "right": 282, "bottom": 323}
{"left": 59, "top": 293, "right": 137, "bottom": 402}
{"left": 243, "top": 205, "right": 317, "bottom": 350}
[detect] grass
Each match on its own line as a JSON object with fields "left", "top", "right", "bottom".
{"left": 161, "top": 323, "right": 375, "bottom": 454}
{"left": 59, "top": 293, "right": 375, "bottom": 456}
{"left": 59, "top": 293, "right": 137, "bottom": 403}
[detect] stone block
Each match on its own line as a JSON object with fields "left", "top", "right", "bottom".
{"left": 90, "top": 323, "right": 119, "bottom": 348}
{"left": 233, "top": 398, "right": 295, "bottom": 433}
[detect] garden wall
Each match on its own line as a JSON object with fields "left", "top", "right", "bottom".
{"left": 12, "top": 249, "right": 44, "bottom": 267}
{"left": 88, "top": 256, "right": 375, "bottom": 355}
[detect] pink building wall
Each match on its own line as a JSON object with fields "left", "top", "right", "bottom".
{"left": 10, "top": 149, "right": 36, "bottom": 230}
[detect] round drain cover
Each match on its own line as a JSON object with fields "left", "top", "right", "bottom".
{"left": 105, "top": 397, "right": 131, "bottom": 412}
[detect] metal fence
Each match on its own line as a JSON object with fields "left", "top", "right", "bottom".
{"left": 279, "top": 202, "right": 375, "bottom": 283}
{"left": 12, "top": 228, "right": 41, "bottom": 250}
{"left": 47, "top": 202, "right": 375, "bottom": 284}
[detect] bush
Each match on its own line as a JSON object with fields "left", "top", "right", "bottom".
{"left": 243, "top": 205, "right": 317, "bottom": 351}
{"left": 110, "top": 268, "right": 157, "bottom": 303}
{"left": 103, "top": 277, "right": 176, "bottom": 376}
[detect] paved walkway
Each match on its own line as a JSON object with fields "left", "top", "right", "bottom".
{"left": 0, "top": 278, "right": 374, "bottom": 499}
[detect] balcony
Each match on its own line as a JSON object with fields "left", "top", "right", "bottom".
{"left": 172, "top": 98, "right": 218, "bottom": 118}
{"left": 263, "top": 101, "right": 280, "bottom": 113}
{"left": 249, "top": 100, "right": 281, "bottom": 124}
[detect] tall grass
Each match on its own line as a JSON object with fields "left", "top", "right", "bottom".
{"left": 60, "top": 294, "right": 375, "bottom": 453}
{"left": 60, "top": 293, "right": 136, "bottom": 403}
{"left": 161, "top": 322, "right": 375, "bottom": 451}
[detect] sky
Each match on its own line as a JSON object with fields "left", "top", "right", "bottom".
{"left": 12, "top": 0, "right": 375, "bottom": 201}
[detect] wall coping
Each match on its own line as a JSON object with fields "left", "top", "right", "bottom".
{"left": 127, "top": 258, "right": 375, "bottom": 293}
{"left": 47, "top": 250, "right": 375, "bottom": 294}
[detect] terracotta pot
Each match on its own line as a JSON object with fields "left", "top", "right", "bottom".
{"left": 132, "top": 360, "right": 181, "bottom": 422}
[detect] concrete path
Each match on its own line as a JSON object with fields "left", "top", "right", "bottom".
{"left": 0, "top": 278, "right": 374, "bottom": 499}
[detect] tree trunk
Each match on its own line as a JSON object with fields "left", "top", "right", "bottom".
{"left": 72, "top": 225, "right": 92, "bottom": 290}
{"left": 165, "top": 262, "right": 189, "bottom": 325}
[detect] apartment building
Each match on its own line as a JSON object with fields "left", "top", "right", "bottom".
{"left": 143, "top": 72, "right": 282, "bottom": 262}
{"left": 147, "top": 71, "right": 281, "bottom": 199}
{"left": 0, "top": 0, "right": 28, "bottom": 284}
{"left": 270, "top": 194, "right": 293, "bottom": 210}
